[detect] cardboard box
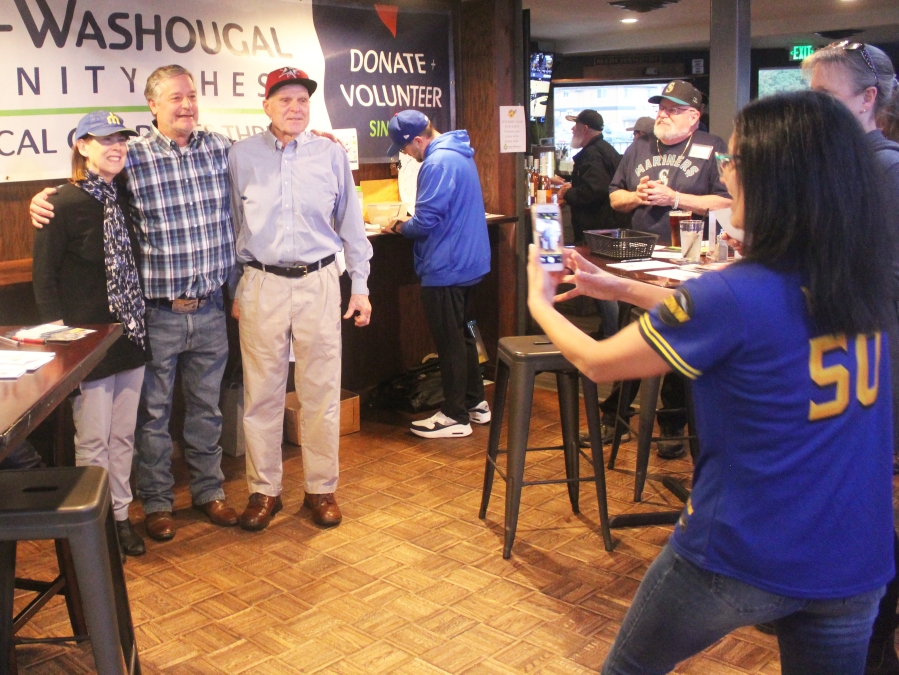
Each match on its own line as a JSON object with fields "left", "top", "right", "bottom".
{"left": 284, "top": 389, "right": 360, "bottom": 446}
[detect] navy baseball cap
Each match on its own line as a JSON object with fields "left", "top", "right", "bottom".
{"left": 387, "top": 110, "right": 430, "bottom": 156}
{"left": 564, "top": 109, "right": 604, "bottom": 131}
{"left": 75, "top": 111, "right": 138, "bottom": 140}
{"left": 648, "top": 80, "right": 704, "bottom": 110}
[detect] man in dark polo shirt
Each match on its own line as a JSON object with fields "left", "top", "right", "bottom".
{"left": 554, "top": 109, "right": 622, "bottom": 244}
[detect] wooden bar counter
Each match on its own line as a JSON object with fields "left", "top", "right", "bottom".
{"left": 340, "top": 215, "right": 517, "bottom": 393}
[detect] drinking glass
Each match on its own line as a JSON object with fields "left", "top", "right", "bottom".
{"left": 679, "top": 219, "right": 703, "bottom": 263}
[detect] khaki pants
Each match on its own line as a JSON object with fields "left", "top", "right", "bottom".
{"left": 238, "top": 264, "right": 342, "bottom": 496}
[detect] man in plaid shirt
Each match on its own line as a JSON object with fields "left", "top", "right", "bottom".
{"left": 32, "top": 65, "right": 240, "bottom": 540}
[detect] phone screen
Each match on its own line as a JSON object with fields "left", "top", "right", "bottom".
{"left": 534, "top": 210, "right": 563, "bottom": 266}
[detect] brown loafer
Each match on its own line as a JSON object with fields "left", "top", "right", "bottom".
{"left": 303, "top": 492, "right": 342, "bottom": 527}
{"left": 193, "top": 499, "right": 239, "bottom": 527}
{"left": 239, "top": 493, "right": 283, "bottom": 531}
{"left": 145, "top": 511, "right": 175, "bottom": 541}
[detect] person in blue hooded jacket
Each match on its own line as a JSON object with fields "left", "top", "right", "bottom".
{"left": 387, "top": 110, "right": 491, "bottom": 439}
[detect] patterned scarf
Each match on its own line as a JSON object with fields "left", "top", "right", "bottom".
{"left": 77, "top": 171, "right": 147, "bottom": 350}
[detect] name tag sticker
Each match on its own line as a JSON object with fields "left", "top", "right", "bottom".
{"left": 688, "top": 144, "right": 714, "bottom": 160}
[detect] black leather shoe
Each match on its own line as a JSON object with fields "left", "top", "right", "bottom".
{"left": 116, "top": 519, "right": 146, "bottom": 557}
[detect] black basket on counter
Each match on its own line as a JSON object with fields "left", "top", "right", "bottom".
{"left": 584, "top": 229, "right": 658, "bottom": 260}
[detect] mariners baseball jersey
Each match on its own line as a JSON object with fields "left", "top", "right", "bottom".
{"left": 610, "top": 130, "right": 730, "bottom": 244}
{"left": 639, "top": 262, "right": 894, "bottom": 598}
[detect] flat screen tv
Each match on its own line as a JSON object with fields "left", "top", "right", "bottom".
{"left": 530, "top": 52, "right": 554, "bottom": 121}
{"left": 758, "top": 67, "right": 808, "bottom": 98}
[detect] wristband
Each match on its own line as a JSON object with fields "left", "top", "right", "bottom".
{"left": 673, "top": 191, "right": 680, "bottom": 210}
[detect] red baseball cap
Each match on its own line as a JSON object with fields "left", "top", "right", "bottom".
{"left": 264, "top": 67, "right": 318, "bottom": 99}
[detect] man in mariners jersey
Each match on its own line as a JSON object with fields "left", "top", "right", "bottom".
{"left": 609, "top": 80, "right": 731, "bottom": 244}
{"left": 603, "top": 80, "right": 732, "bottom": 459}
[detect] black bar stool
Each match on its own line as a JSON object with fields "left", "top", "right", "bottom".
{"left": 0, "top": 467, "right": 140, "bottom": 675}
{"left": 479, "top": 335, "right": 613, "bottom": 558}
{"left": 604, "top": 309, "right": 699, "bottom": 528}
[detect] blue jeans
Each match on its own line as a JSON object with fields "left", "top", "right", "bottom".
{"left": 603, "top": 545, "right": 884, "bottom": 675}
{"left": 134, "top": 291, "right": 228, "bottom": 513}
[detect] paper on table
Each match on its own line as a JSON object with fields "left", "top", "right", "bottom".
{"left": 12, "top": 324, "right": 69, "bottom": 340}
{"left": 0, "top": 350, "right": 55, "bottom": 372}
{"left": 0, "top": 366, "right": 27, "bottom": 379}
{"left": 644, "top": 269, "right": 702, "bottom": 281}
{"left": 651, "top": 251, "right": 682, "bottom": 259}
{"left": 607, "top": 260, "right": 678, "bottom": 271}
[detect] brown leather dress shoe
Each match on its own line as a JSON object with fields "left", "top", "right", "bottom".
{"left": 239, "top": 493, "right": 283, "bottom": 531}
{"left": 303, "top": 492, "right": 342, "bottom": 527}
{"left": 193, "top": 500, "right": 239, "bottom": 527}
{"left": 145, "top": 511, "right": 175, "bottom": 541}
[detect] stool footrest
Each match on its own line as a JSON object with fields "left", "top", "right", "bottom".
{"left": 13, "top": 575, "right": 67, "bottom": 631}
{"left": 522, "top": 475, "right": 599, "bottom": 487}
{"left": 17, "top": 635, "right": 90, "bottom": 645}
{"left": 609, "top": 511, "right": 682, "bottom": 528}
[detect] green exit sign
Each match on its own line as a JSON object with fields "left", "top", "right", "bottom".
{"left": 789, "top": 45, "right": 815, "bottom": 61}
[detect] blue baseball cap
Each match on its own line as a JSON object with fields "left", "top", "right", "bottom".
{"left": 75, "top": 110, "right": 138, "bottom": 140}
{"left": 386, "top": 110, "right": 429, "bottom": 156}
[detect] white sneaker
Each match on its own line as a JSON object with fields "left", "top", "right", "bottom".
{"left": 468, "top": 401, "right": 491, "bottom": 425}
{"left": 410, "top": 412, "right": 472, "bottom": 438}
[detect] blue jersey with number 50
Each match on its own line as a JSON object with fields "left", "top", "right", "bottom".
{"left": 639, "top": 262, "right": 894, "bottom": 598}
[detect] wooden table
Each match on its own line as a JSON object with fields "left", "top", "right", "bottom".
{"left": 0, "top": 324, "right": 121, "bottom": 464}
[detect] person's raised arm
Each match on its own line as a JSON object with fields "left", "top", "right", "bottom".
{"left": 527, "top": 245, "right": 670, "bottom": 383}
{"left": 30, "top": 187, "right": 59, "bottom": 228}
{"left": 554, "top": 249, "right": 674, "bottom": 310}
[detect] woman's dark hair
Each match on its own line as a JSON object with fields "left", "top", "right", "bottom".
{"left": 737, "top": 90, "right": 893, "bottom": 335}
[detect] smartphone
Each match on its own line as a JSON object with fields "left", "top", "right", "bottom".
{"left": 531, "top": 204, "right": 564, "bottom": 271}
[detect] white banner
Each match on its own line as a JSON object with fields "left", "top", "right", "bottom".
{"left": 0, "top": 0, "right": 333, "bottom": 181}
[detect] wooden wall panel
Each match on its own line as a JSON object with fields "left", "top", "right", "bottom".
{"left": 459, "top": 0, "right": 521, "bottom": 338}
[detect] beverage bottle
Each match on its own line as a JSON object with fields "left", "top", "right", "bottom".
{"left": 526, "top": 157, "right": 536, "bottom": 206}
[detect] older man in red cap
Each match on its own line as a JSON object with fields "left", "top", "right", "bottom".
{"left": 229, "top": 67, "right": 373, "bottom": 531}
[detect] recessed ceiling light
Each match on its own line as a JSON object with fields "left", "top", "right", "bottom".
{"left": 621, "top": 18, "right": 638, "bottom": 23}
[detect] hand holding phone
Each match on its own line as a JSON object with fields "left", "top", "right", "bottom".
{"left": 531, "top": 204, "right": 564, "bottom": 272}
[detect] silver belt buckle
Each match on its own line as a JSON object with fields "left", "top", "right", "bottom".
{"left": 172, "top": 298, "right": 199, "bottom": 313}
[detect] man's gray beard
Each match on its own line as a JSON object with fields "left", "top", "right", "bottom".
{"left": 653, "top": 122, "right": 689, "bottom": 145}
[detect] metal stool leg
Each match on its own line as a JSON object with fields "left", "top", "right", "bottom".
{"left": 479, "top": 360, "right": 510, "bottom": 519}
{"left": 608, "top": 379, "right": 637, "bottom": 469}
{"left": 502, "top": 361, "right": 536, "bottom": 559}
{"left": 1, "top": 541, "right": 16, "bottom": 675}
{"left": 634, "top": 375, "right": 661, "bottom": 502}
{"left": 54, "top": 540, "right": 87, "bottom": 637}
{"left": 103, "top": 511, "right": 140, "bottom": 675}
{"left": 67, "top": 504, "right": 126, "bottom": 675}
{"left": 581, "top": 377, "right": 614, "bottom": 551}
{"left": 556, "top": 371, "right": 580, "bottom": 513}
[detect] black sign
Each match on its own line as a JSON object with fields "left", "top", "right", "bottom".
{"left": 313, "top": 0, "right": 453, "bottom": 162}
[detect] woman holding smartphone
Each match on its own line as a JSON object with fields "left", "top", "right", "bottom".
{"left": 32, "top": 111, "right": 148, "bottom": 559}
{"left": 528, "top": 90, "right": 895, "bottom": 673}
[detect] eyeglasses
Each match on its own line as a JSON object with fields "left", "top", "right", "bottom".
{"left": 714, "top": 152, "right": 739, "bottom": 174}
{"left": 828, "top": 40, "right": 879, "bottom": 85}
{"left": 656, "top": 106, "right": 693, "bottom": 117}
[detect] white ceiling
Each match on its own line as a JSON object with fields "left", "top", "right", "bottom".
{"left": 525, "top": 0, "right": 899, "bottom": 55}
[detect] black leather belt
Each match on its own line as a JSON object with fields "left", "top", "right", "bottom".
{"left": 247, "top": 254, "right": 336, "bottom": 278}
{"left": 146, "top": 296, "right": 210, "bottom": 314}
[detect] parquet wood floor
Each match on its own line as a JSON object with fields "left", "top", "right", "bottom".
{"left": 10, "top": 388, "right": 882, "bottom": 673}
